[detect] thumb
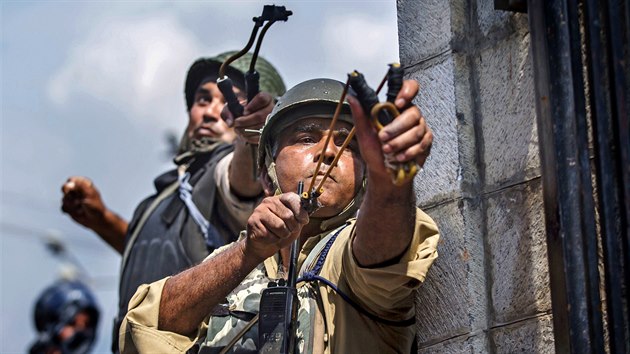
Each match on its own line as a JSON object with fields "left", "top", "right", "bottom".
{"left": 221, "top": 104, "right": 235, "bottom": 127}
{"left": 281, "top": 193, "right": 310, "bottom": 227}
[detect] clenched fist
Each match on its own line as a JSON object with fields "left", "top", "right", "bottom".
{"left": 244, "top": 193, "right": 309, "bottom": 261}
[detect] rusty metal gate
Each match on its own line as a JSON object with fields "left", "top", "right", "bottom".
{"left": 516, "top": 0, "right": 630, "bottom": 352}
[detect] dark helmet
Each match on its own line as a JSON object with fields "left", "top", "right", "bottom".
{"left": 30, "top": 280, "right": 100, "bottom": 354}
{"left": 184, "top": 51, "right": 286, "bottom": 111}
{"left": 258, "top": 78, "right": 364, "bottom": 232}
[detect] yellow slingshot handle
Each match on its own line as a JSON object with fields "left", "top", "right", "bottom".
{"left": 370, "top": 102, "right": 418, "bottom": 186}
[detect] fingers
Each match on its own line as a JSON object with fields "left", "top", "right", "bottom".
{"left": 61, "top": 177, "right": 86, "bottom": 216}
{"left": 416, "top": 129, "right": 433, "bottom": 167}
{"left": 242, "top": 92, "right": 273, "bottom": 116}
{"left": 379, "top": 106, "right": 432, "bottom": 166}
{"left": 348, "top": 79, "right": 433, "bottom": 177}
{"left": 246, "top": 193, "right": 309, "bottom": 259}
{"left": 260, "top": 193, "right": 306, "bottom": 240}
{"left": 61, "top": 176, "right": 93, "bottom": 195}
{"left": 233, "top": 92, "right": 274, "bottom": 144}
{"left": 60, "top": 176, "right": 102, "bottom": 217}
{"left": 279, "top": 193, "right": 309, "bottom": 226}
{"left": 394, "top": 80, "right": 419, "bottom": 109}
{"left": 221, "top": 105, "right": 235, "bottom": 127}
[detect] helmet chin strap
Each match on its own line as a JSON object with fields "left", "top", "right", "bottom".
{"left": 266, "top": 157, "right": 366, "bottom": 233}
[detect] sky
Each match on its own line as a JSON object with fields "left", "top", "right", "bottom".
{"left": 1, "top": 1, "right": 399, "bottom": 352}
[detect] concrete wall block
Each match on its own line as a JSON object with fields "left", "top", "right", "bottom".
{"left": 476, "top": 32, "right": 540, "bottom": 189}
{"left": 406, "top": 57, "right": 461, "bottom": 206}
{"left": 486, "top": 179, "right": 551, "bottom": 324}
{"left": 416, "top": 199, "right": 487, "bottom": 344}
{"left": 397, "top": 0, "right": 452, "bottom": 65}
{"left": 490, "top": 314, "right": 555, "bottom": 353}
{"left": 452, "top": 52, "right": 480, "bottom": 190}
{"left": 418, "top": 332, "right": 489, "bottom": 353}
{"left": 448, "top": 0, "right": 468, "bottom": 41}
{"left": 476, "top": 0, "right": 529, "bottom": 38}
{"left": 477, "top": 0, "right": 511, "bottom": 37}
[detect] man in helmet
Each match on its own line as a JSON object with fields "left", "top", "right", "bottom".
{"left": 29, "top": 280, "right": 100, "bottom": 354}
{"left": 119, "top": 78, "right": 439, "bottom": 353}
{"left": 60, "top": 52, "right": 285, "bottom": 352}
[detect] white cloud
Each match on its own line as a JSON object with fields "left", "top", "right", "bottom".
{"left": 47, "top": 13, "right": 202, "bottom": 132}
{"left": 321, "top": 13, "right": 400, "bottom": 84}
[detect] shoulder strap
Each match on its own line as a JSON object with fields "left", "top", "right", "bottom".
{"left": 298, "top": 226, "right": 345, "bottom": 277}
{"left": 119, "top": 180, "right": 179, "bottom": 278}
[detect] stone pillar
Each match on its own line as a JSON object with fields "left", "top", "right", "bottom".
{"left": 398, "top": 0, "right": 554, "bottom": 351}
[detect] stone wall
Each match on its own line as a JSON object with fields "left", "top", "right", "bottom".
{"left": 397, "top": 0, "right": 555, "bottom": 352}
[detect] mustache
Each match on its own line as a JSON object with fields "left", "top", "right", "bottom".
{"left": 307, "top": 168, "right": 337, "bottom": 183}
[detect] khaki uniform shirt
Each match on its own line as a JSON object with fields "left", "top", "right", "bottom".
{"left": 120, "top": 208, "right": 439, "bottom": 354}
{"left": 214, "top": 152, "right": 260, "bottom": 228}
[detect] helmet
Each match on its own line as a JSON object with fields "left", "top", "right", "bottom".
{"left": 184, "top": 51, "right": 286, "bottom": 111}
{"left": 30, "top": 280, "right": 100, "bottom": 354}
{"left": 258, "top": 78, "right": 354, "bottom": 172}
{"left": 258, "top": 78, "right": 364, "bottom": 232}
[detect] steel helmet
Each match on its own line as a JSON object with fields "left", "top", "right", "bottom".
{"left": 258, "top": 78, "right": 354, "bottom": 171}
{"left": 30, "top": 280, "right": 100, "bottom": 354}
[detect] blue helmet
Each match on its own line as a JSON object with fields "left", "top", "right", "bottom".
{"left": 30, "top": 280, "right": 100, "bottom": 354}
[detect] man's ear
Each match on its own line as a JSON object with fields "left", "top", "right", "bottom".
{"left": 259, "top": 165, "right": 275, "bottom": 196}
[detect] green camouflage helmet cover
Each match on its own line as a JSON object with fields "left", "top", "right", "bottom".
{"left": 258, "top": 78, "right": 365, "bottom": 231}
{"left": 184, "top": 51, "right": 286, "bottom": 111}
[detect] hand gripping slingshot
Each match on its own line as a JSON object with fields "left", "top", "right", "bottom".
{"left": 299, "top": 63, "right": 419, "bottom": 214}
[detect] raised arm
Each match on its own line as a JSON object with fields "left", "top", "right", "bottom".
{"left": 158, "top": 192, "right": 308, "bottom": 335}
{"left": 224, "top": 92, "right": 275, "bottom": 199}
{"left": 348, "top": 80, "right": 433, "bottom": 267}
{"left": 61, "top": 176, "right": 128, "bottom": 254}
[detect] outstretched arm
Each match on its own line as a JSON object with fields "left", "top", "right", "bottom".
{"left": 158, "top": 192, "right": 308, "bottom": 335}
{"left": 223, "top": 92, "right": 275, "bottom": 199}
{"left": 348, "top": 80, "right": 433, "bottom": 267}
{"left": 61, "top": 176, "right": 128, "bottom": 254}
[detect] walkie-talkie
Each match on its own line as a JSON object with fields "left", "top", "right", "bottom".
{"left": 258, "top": 282, "right": 297, "bottom": 353}
{"left": 258, "top": 182, "right": 303, "bottom": 354}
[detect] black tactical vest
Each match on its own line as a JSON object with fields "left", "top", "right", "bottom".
{"left": 112, "top": 144, "right": 236, "bottom": 352}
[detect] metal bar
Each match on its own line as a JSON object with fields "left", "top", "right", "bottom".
{"left": 614, "top": 0, "right": 630, "bottom": 335}
{"left": 583, "top": 0, "right": 630, "bottom": 351}
{"left": 565, "top": 0, "right": 606, "bottom": 350}
{"left": 605, "top": 0, "right": 630, "bottom": 330}
{"left": 527, "top": 0, "right": 603, "bottom": 352}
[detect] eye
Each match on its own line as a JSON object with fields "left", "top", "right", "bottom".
{"left": 195, "top": 95, "right": 211, "bottom": 105}
{"left": 298, "top": 136, "right": 317, "bottom": 144}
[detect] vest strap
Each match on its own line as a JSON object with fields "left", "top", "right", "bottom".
{"left": 119, "top": 180, "right": 179, "bottom": 279}
{"left": 177, "top": 171, "right": 223, "bottom": 250}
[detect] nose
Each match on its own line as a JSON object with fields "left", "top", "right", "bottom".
{"left": 202, "top": 100, "right": 223, "bottom": 123}
{"left": 313, "top": 135, "right": 339, "bottom": 166}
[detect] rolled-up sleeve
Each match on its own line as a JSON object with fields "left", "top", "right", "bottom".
{"left": 340, "top": 208, "right": 440, "bottom": 317}
{"left": 119, "top": 277, "right": 208, "bottom": 354}
{"left": 214, "top": 152, "right": 259, "bottom": 226}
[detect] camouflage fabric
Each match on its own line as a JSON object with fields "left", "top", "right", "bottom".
{"left": 197, "top": 241, "right": 321, "bottom": 354}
